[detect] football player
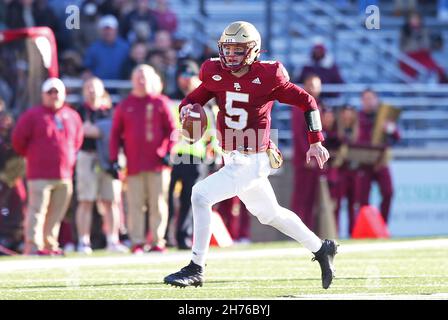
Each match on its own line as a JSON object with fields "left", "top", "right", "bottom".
{"left": 164, "top": 21, "right": 338, "bottom": 289}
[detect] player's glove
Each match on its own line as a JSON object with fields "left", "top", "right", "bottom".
{"left": 267, "top": 140, "right": 283, "bottom": 169}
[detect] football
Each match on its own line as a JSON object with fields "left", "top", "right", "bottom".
{"left": 181, "top": 103, "right": 207, "bottom": 144}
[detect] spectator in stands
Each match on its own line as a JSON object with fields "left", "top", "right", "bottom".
{"left": 147, "top": 49, "right": 167, "bottom": 72}
{"left": 162, "top": 48, "right": 178, "bottom": 98}
{"left": 0, "top": 0, "right": 8, "bottom": 30}
{"left": 0, "top": 106, "right": 26, "bottom": 254}
{"left": 199, "top": 43, "right": 219, "bottom": 63}
{"left": 6, "top": 0, "right": 65, "bottom": 50}
{"left": 394, "top": 0, "right": 417, "bottom": 16}
{"left": 147, "top": 31, "right": 178, "bottom": 97}
{"left": 46, "top": 0, "right": 83, "bottom": 51}
{"left": 98, "top": 0, "right": 134, "bottom": 20}
{"left": 291, "top": 74, "right": 327, "bottom": 231}
{"left": 121, "top": 41, "right": 149, "bottom": 79}
{"left": 399, "top": 11, "right": 448, "bottom": 83}
{"left": 152, "top": 29, "right": 173, "bottom": 51}
{"left": 12, "top": 78, "right": 83, "bottom": 255}
{"left": 75, "top": 77, "right": 128, "bottom": 254}
{"left": 357, "top": 89, "right": 400, "bottom": 224}
{"left": 47, "top": 0, "right": 82, "bottom": 19}
{"left": 110, "top": 64, "right": 175, "bottom": 254}
{"left": 83, "top": 15, "right": 130, "bottom": 80}
{"left": 71, "top": 0, "right": 103, "bottom": 56}
{"left": 6, "top": 0, "right": 38, "bottom": 28}
{"left": 296, "top": 42, "right": 344, "bottom": 97}
{"left": 146, "top": 49, "right": 176, "bottom": 96}
{"left": 151, "top": 0, "right": 178, "bottom": 34}
{"left": 59, "top": 50, "right": 84, "bottom": 82}
{"left": 120, "top": 0, "right": 158, "bottom": 43}
{"left": 172, "top": 31, "right": 194, "bottom": 59}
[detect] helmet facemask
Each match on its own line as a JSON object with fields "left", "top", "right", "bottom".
{"left": 218, "top": 41, "right": 258, "bottom": 72}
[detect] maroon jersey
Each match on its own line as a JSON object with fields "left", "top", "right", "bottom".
{"left": 180, "top": 58, "right": 324, "bottom": 152}
{"left": 358, "top": 108, "right": 400, "bottom": 146}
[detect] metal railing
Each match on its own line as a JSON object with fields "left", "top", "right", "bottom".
{"left": 62, "top": 78, "right": 448, "bottom": 158}
{"left": 272, "top": 82, "right": 448, "bottom": 152}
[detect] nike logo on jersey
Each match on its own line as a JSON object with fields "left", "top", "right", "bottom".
{"left": 252, "top": 77, "right": 261, "bottom": 84}
{"left": 234, "top": 83, "right": 241, "bottom": 91}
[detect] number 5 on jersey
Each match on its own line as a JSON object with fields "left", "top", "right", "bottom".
{"left": 225, "top": 92, "right": 249, "bottom": 130}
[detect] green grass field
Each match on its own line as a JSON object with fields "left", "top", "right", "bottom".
{"left": 0, "top": 238, "right": 447, "bottom": 300}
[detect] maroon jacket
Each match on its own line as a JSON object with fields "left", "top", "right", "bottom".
{"left": 12, "top": 105, "right": 83, "bottom": 180}
{"left": 151, "top": 9, "right": 178, "bottom": 33}
{"left": 358, "top": 108, "right": 400, "bottom": 145}
{"left": 110, "top": 93, "right": 176, "bottom": 175}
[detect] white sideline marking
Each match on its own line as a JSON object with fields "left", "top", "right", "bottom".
{"left": 0, "top": 238, "right": 447, "bottom": 273}
{"left": 292, "top": 293, "right": 448, "bottom": 300}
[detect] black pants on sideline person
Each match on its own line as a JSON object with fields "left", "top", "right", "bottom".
{"left": 166, "top": 155, "right": 201, "bottom": 249}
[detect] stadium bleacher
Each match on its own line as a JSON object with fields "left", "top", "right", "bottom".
{"left": 165, "top": 0, "right": 448, "bottom": 152}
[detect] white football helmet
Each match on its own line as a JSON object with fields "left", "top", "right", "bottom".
{"left": 217, "top": 21, "right": 261, "bottom": 71}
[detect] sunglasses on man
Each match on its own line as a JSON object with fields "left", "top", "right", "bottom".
{"left": 45, "top": 89, "right": 59, "bottom": 95}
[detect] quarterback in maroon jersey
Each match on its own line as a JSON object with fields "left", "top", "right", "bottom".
{"left": 164, "top": 21, "right": 338, "bottom": 289}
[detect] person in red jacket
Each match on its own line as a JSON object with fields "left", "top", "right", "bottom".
{"left": 357, "top": 89, "right": 400, "bottom": 224}
{"left": 12, "top": 78, "right": 83, "bottom": 255}
{"left": 291, "top": 74, "right": 326, "bottom": 232}
{"left": 110, "top": 64, "right": 176, "bottom": 253}
{"left": 335, "top": 105, "right": 361, "bottom": 234}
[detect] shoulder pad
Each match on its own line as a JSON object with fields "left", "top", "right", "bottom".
{"left": 200, "top": 58, "right": 222, "bottom": 82}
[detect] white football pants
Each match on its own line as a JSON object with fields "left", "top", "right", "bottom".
{"left": 190, "top": 150, "right": 323, "bottom": 267}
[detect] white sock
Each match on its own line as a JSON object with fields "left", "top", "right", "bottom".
{"left": 190, "top": 193, "right": 212, "bottom": 267}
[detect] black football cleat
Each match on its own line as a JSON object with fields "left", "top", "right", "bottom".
{"left": 164, "top": 261, "right": 204, "bottom": 288}
{"left": 312, "top": 239, "right": 338, "bottom": 289}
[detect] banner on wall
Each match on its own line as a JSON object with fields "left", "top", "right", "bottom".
{"left": 369, "top": 160, "right": 448, "bottom": 237}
